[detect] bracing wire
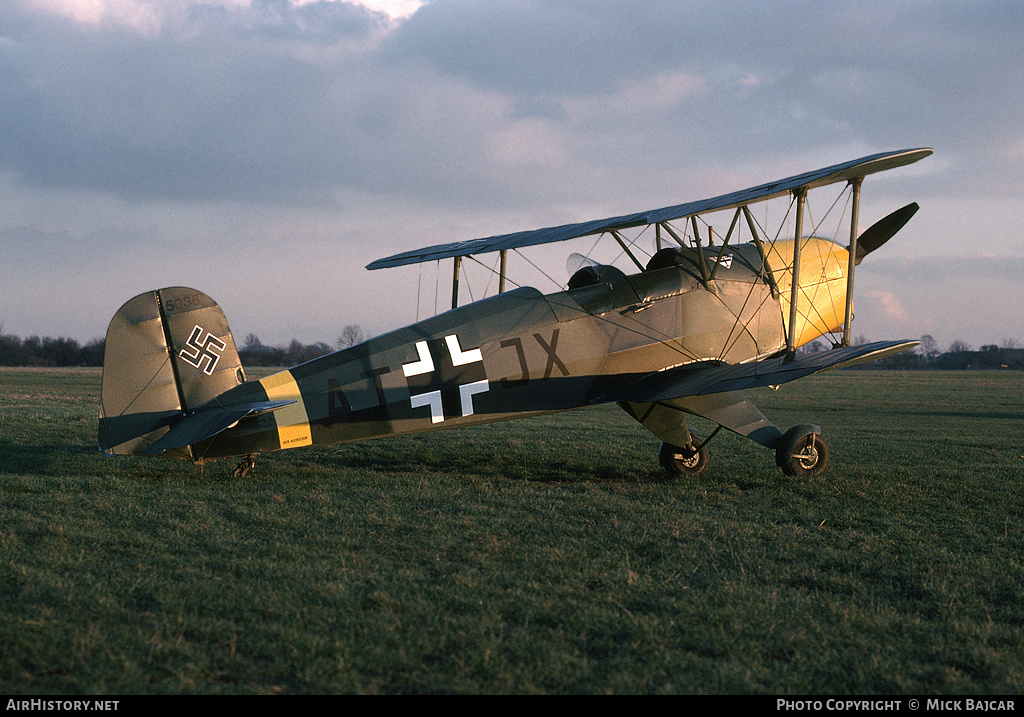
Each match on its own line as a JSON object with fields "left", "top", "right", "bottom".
{"left": 410, "top": 187, "right": 863, "bottom": 363}
{"left": 794, "top": 185, "right": 854, "bottom": 348}
{"left": 416, "top": 262, "right": 422, "bottom": 322}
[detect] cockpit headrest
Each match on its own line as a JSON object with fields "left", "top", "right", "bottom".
{"left": 567, "top": 263, "right": 627, "bottom": 289}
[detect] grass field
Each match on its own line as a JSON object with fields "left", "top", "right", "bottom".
{"left": 1, "top": 367, "right": 1022, "bottom": 695}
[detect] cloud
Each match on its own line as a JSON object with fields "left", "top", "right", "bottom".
{"left": 1, "top": 0, "right": 1023, "bottom": 350}
{"left": 865, "top": 290, "right": 907, "bottom": 323}
{"left": 19, "top": 0, "right": 167, "bottom": 33}
{"left": 853, "top": 255, "right": 1024, "bottom": 349}
{"left": 4, "top": 0, "right": 1022, "bottom": 209}
{"left": 2, "top": 1, "right": 403, "bottom": 201}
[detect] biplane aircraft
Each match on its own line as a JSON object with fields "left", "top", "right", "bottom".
{"left": 99, "top": 148, "right": 932, "bottom": 478}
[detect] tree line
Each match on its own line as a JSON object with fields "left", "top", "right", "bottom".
{"left": 802, "top": 335, "right": 1024, "bottom": 371}
{"left": 0, "top": 333, "right": 106, "bottom": 367}
{"left": 0, "top": 325, "right": 366, "bottom": 368}
{"left": 1, "top": 326, "right": 1021, "bottom": 370}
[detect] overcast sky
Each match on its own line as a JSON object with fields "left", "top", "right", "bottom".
{"left": 2, "top": 0, "right": 1022, "bottom": 352}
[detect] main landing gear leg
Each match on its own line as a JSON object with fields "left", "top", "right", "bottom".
{"left": 617, "top": 400, "right": 712, "bottom": 477}
{"left": 233, "top": 454, "right": 257, "bottom": 479}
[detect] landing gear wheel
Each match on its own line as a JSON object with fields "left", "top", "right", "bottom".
{"left": 778, "top": 434, "right": 829, "bottom": 476}
{"left": 232, "top": 455, "right": 257, "bottom": 479}
{"left": 659, "top": 431, "right": 709, "bottom": 477}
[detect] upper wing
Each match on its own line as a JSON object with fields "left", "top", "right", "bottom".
{"left": 596, "top": 340, "right": 920, "bottom": 405}
{"left": 367, "top": 148, "right": 933, "bottom": 271}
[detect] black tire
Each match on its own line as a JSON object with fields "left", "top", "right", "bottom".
{"left": 659, "top": 431, "right": 709, "bottom": 477}
{"left": 779, "top": 433, "right": 829, "bottom": 476}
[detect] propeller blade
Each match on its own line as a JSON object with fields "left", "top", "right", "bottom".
{"left": 855, "top": 202, "right": 919, "bottom": 264}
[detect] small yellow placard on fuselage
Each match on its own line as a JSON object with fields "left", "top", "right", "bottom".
{"left": 259, "top": 370, "right": 313, "bottom": 449}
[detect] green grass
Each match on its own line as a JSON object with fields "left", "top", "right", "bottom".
{"left": 1, "top": 367, "right": 1022, "bottom": 694}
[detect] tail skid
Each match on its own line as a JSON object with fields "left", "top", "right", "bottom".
{"left": 98, "top": 287, "right": 245, "bottom": 457}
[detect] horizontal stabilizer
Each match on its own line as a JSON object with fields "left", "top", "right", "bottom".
{"left": 145, "top": 400, "right": 295, "bottom": 455}
{"left": 600, "top": 340, "right": 919, "bottom": 404}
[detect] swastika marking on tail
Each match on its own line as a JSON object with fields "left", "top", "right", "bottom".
{"left": 179, "top": 325, "right": 226, "bottom": 375}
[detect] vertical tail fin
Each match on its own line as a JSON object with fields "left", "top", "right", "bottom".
{"left": 98, "top": 287, "right": 244, "bottom": 457}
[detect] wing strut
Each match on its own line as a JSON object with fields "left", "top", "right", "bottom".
{"left": 498, "top": 250, "right": 507, "bottom": 294}
{"left": 452, "top": 255, "right": 462, "bottom": 309}
{"left": 610, "top": 230, "right": 645, "bottom": 271}
{"left": 451, "top": 249, "right": 511, "bottom": 309}
{"left": 707, "top": 208, "right": 742, "bottom": 282}
{"left": 786, "top": 188, "right": 807, "bottom": 357}
{"left": 741, "top": 206, "right": 779, "bottom": 298}
{"left": 842, "top": 178, "right": 863, "bottom": 346}
{"left": 690, "top": 217, "right": 711, "bottom": 284}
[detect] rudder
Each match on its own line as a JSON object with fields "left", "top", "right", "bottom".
{"left": 98, "top": 287, "right": 245, "bottom": 457}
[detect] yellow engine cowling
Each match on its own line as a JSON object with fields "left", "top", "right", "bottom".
{"left": 763, "top": 237, "right": 850, "bottom": 349}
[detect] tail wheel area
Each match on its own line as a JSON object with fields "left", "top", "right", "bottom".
{"left": 778, "top": 434, "right": 829, "bottom": 476}
{"left": 659, "top": 431, "right": 709, "bottom": 477}
{"left": 232, "top": 454, "right": 257, "bottom": 479}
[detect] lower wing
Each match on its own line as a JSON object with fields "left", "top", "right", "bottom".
{"left": 598, "top": 340, "right": 919, "bottom": 404}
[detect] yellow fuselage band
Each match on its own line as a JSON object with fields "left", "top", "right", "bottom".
{"left": 259, "top": 370, "right": 313, "bottom": 450}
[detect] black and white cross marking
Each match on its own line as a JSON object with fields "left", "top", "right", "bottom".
{"left": 178, "top": 325, "right": 226, "bottom": 376}
{"left": 402, "top": 334, "right": 489, "bottom": 423}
